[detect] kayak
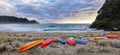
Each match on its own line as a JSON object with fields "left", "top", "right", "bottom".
{"left": 18, "top": 40, "right": 44, "bottom": 53}
{"left": 70, "top": 37, "right": 74, "bottom": 40}
{"left": 59, "top": 39, "right": 66, "bottom": 44}
{"left": 106, "top": 35, "right": 119, "bottom": 39}
{"left": 94, "top": 37, "right": 102, "bottom": 40}
{"left": 73, "top": 36, "right": 80, "bottom": 40}
{"left": 101, "top": 37, "right": 108, "bottom": 39}
{"left": 66, "top": 39, "right": 76, "bottom": 46}
{"left": 40, "top": 39, "right": 53, "bottom": 48}
{"left": 81, "top": 37, "right": 94, "bottom": 41}
{"left": 89, "top": 40, "right": 97, "bottom": 42}
{"left": 75, "top": 40, "right": 87, "bottom": 44}
{"left": 53, "top": 38, "right": 59, "bottom": 42}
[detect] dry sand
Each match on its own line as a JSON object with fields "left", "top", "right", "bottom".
{"left": 0, "top": 31, "right": 120, "bottom": 55}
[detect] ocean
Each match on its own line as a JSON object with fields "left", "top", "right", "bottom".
{"left": 0, "top": 24, "right": 104, "bottom": 32}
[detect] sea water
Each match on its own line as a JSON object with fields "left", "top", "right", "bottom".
{"left": 0, "top": 24, "right": 104, "bottom": 32}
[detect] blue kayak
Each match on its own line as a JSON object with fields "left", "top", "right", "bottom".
{"left": 75, "top": 40, "right": 87, "bottom": 44}
{"left": 59, "top": 39, "right": 66, "bottom": 44}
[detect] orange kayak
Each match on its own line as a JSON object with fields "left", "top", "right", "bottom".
{"left": 18, "top": 40, "right": 44, "bottom": 53}
{"left": 40, "top": 39, "right": 53, "bottom": 48}
{"left": 94, "top": 37, "right": 102, "bottom": 40}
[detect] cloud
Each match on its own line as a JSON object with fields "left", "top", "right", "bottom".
{"left": 0, "top": 0, "right": 105, "bottom": 23}
{"left": 0, "top": 0, "right": 15, "bottom": 12}
{"left": 55, "top": 11, "right": 98, "bottom": 24}
{"left": 55, "top": 0, "right": 105, "bottom": 23}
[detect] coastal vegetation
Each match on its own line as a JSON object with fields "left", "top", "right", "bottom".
{"left": 91, "top": 0, "right": 120, "bottom": 31}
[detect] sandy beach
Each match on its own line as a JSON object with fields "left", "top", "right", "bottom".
{"left": 0, "top": 0, "right": 120, "bottom": 55}
{"left": 0, "top": 31, "right": 120, "bottom": 55}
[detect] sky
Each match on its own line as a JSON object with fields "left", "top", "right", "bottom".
{"left": 0, "top": 0, "right": 105, "bottom": 24}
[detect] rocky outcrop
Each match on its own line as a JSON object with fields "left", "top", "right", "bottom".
{"left": 90, "top": 0, "right": 120, "bottom": 31}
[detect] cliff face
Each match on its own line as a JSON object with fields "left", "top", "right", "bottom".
{"left": 90, "top": 0, "right": 120, "bottom": 31}
{"left": 0, "top": 16, "right": 39, "bottom": 24}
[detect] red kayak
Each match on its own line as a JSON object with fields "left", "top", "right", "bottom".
{"left": 53, "top": 38, "right": 59, "bottom": 42}
{"left": 40, "top": 39, "right": 53, "bottom": 48}
{"left": 106, "top": 35, "right": 119, "bottom": 39}
{"left": 66, "top": 39, "right": 76, "bottom": 46}
{"left": 89, "top": 40, "right": 97, "bottom": 42}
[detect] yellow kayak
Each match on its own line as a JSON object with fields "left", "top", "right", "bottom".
{"left": 18, "top": 40, "right": 44, "bottom": 53}
{"left": 94, "top": 37, "right": 102, "bottom": 40}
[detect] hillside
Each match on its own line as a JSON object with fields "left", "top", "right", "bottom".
{"left": 0, "top": 16, "right": 39, "bottom": 24}
{"left": 90, "top": 0, "right": 120, "bottom": 31}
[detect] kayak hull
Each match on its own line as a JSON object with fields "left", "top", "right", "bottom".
{"left": 106, "top": 35, "right": 119, "bottom": 39}
{"left": 94, "top": 37, "right": 102, "bottom": 40}
{"left": 89, "top": 40, "right": 97, "bottom": 42}
{"left": 53, "top": 38, "right": 59, "bottom": 42}
{"left": 59, "top": 39, "right": 66, "bottom": 44}
{"left": 75, "top": 40, "right": 87, "bottom": 44}
{"left": 40, "top": 39, "right": 53, "bottom": 48}
{"left": 18, "top": 40, "right": 44, "bottom": 53}
{"left": 66, "top": 39, "right": 76, "bottom": 46}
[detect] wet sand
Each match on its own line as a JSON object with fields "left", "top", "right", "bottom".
{"left": 0, "top": 31, "right": 120, "bottom": 55}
